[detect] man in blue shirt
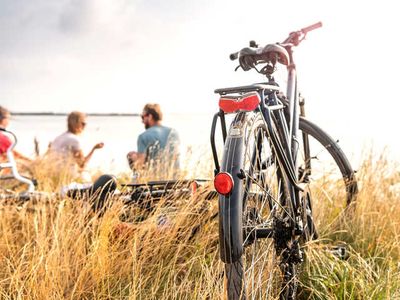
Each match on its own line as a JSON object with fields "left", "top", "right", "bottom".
{"left": 127, "top": 103, "right": 180, "bottom": 173}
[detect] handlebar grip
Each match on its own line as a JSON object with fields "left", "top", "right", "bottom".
{"left": 0, "top": 128, "right": 6, "bottom": 132}
{"left": 230, "top": 52, "right": 239, "bottom": 60}
{"left": 301, "top": 22, "right": 322, "bottom": 34}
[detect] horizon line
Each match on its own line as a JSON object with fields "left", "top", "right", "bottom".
{"left": 11, "top": 112, "right": 139, "bottom": 117}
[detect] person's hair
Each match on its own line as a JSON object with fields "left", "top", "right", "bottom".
{"left": 67, "top": 111, "right": 86, "bottom": 133}
{"left": 0, "top": 106, "right": 10, "bottom": 121}
{"left": 143, "top": 103, "right": 163, "bottom": 122}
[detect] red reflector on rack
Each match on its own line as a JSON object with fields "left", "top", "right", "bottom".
{"left": 219, "top": 92, "right": 260, "bottom": 113}
{"left": 214, "top": 172, "right": 234, "bottom": 195}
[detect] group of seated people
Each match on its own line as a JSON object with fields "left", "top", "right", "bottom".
{"left": 0, "top": 103, "right": 180, "bottom": 210}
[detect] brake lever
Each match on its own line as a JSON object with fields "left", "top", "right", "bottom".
{"left": 249, "top": 40, "right": 258, "bottom": 48}
{"left": 235, "top": 65, "right": 241, "bottom": 71}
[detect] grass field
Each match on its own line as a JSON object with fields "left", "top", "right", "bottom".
{"left": 0, "top": 154, "right": 399, "bottom": 299}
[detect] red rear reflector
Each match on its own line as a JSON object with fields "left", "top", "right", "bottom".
{"left": 214, "top": 172, "right": 234, "bottom": 195}
{"left": 219, "top": 92, "right": 260, "bottom": 113}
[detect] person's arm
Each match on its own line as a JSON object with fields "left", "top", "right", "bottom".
{"left": 127, "top": 134, "right": 148, "bottom": 169}
{"left": 127, "top": 151, "right": 146, "bottom": 169}
{"left": 74, "top": 142, "right": 104, "bottom": 169}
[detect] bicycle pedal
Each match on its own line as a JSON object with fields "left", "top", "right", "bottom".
{"left": 328, "top": 246, "right": 349, "bottom": 260}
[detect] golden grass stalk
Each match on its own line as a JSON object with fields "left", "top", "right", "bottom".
{"left": 0, "top": 153, "right": 399, "bottom": 299}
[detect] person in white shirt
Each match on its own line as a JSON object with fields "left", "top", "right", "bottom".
{"left": 50, "top": 111, "right": 103, "bottom": 180}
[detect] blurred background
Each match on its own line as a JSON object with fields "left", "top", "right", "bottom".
{"left": 2, "top": 0, "right": 399, "bottom": 173}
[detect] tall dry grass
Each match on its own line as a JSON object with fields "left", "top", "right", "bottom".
{"left": 0, "top": 154, "right": 399, "bottom": 299}
{"left": 299, "top": 153, "right": 400, "bottom": 299}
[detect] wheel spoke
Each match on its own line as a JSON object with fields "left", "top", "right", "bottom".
{"left": 241, "top": 169, "right": 295, "bottom": 223}
{"left": 223, "top": 112, "right": 296, "bottom": 299}
{"left": 223, "top": 113, "right": 357, "bottom": 299}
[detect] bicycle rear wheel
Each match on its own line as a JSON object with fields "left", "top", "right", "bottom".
{"left": 298, "top": 117, "right": 358, "bottom": 236}
{"left": 219, "top": 112, "right": 298, "bottom": 299}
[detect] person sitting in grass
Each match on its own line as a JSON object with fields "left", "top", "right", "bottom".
{"left": 0, "top": 106, "right": 32, "bottom": 171}
{"left": 127, "top": 103, "right": 180, "bottom": 178}
{"left": 49, "top": 111, "right": 104, "bottom": 182}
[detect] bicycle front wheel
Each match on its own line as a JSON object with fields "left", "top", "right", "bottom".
{"left": 298, "top": 117, "right": 358, "bottom": 236}
{"left": 219, "top": 112, "right": 297, "bottom": 299}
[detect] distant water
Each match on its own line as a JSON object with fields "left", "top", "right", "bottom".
{"left": 8, "top": 114, "right": 218, "bottom": 175}
{"left": 6, "top": 113, "right": 398, "bottom": 177}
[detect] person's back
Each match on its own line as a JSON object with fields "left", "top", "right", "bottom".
{"left": 0, "top": 106, "right": 31, "bottom": 163}
{"left": 51, "top": 131, "right": 81, "bottom": 155}
{"left": 127, "top": 104, "right": 180, "bottom": 177}
{"left": 0, "top": 131, "right": 11, "bottom": 157}
{"left": 138, "top": 125, "right": 179, "bottom": 161}
{"left": 49, "top": 111, "right": 104, "bottom": 182}
{"left": 49, "top": 131, "right": 82, "bottom": 179}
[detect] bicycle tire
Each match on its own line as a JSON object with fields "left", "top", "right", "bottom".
{"left": 298, "top": 117, "right": 358, "bottom": 206}
{"left": 219, "top": 111, "right": 297, "bottom": 299}
{"left": 299, "top": 117, "right": 358, "bottom": 240}
{"left": 219, "top": 114, "right": 358, "bottom": 299}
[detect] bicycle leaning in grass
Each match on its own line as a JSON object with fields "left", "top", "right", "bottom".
{"left": 210, "top": 22, "right": 358, "bottom": 299}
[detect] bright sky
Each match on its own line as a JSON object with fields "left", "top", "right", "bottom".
{"left": 1, "top": 0, "right": 399, "bottom": 158}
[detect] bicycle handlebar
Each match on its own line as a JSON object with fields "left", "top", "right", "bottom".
{"left": 301, "top": 21, "right": 322, "bottom": 34}
{"left": 229, "top": 52, "right": 239, "bottom": 61}
{"left": 229, "top": 22, "right": 322, "bottom": 61}
{"left": 282, "top": 21, "right": 322, "bottom": 45}
{"left": 0, "top": 128, "right": 35, "bottom": 193}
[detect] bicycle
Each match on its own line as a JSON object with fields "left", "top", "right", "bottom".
{"left": 0, "top": 127, "right": 36, "bottom": 197}
{"left": 210, "top": 22, "right": 358, "bottom": 299}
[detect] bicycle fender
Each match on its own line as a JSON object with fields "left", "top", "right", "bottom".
{"left": 218, "top": 121, "right": 245, "bottom": 264}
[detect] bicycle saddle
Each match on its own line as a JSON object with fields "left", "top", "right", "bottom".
{"left": 239, "top": 44, "right": 290, "bottom": 71}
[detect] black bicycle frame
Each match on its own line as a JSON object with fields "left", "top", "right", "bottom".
{"left": 211, "top": 58, "right": 304, "bottom": 215}
{"left": 259, "top": 85, "right": 302, "bottom": 218}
